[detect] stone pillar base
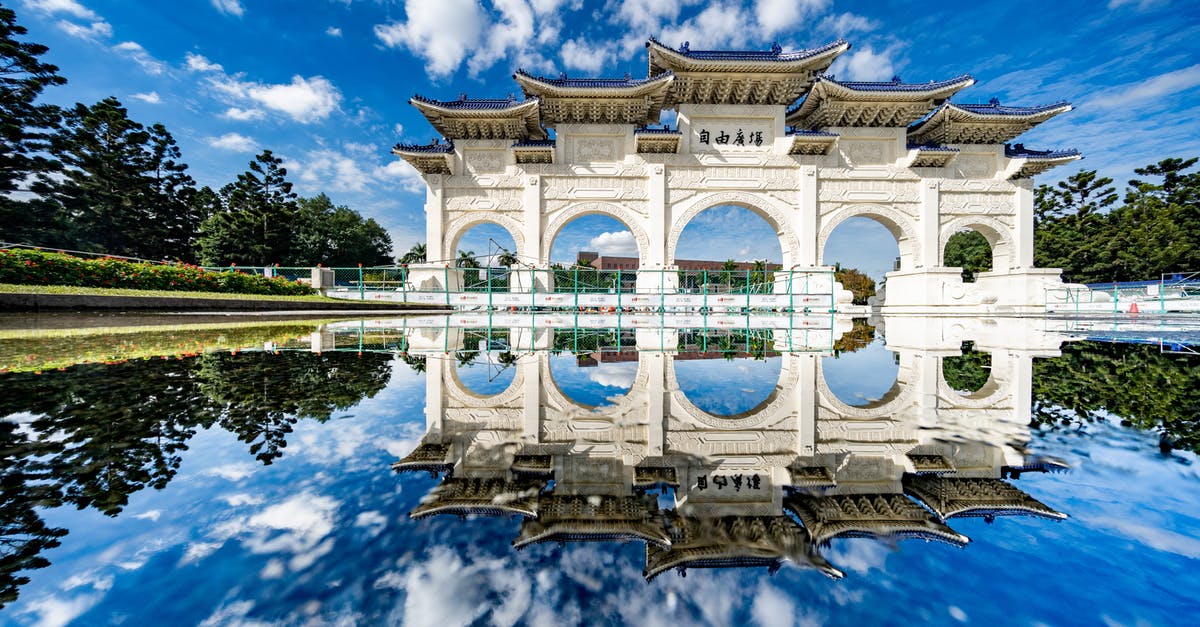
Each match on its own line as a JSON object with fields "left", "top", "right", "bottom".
{"left": 406, "top": 264, "right": 462, "bottom": 292}
{"left": 879, "top": 268, "right": 1064, "bottom": 314}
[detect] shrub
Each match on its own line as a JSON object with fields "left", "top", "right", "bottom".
{"left": 0, "top": 249, "right": 315, "bottom": 296}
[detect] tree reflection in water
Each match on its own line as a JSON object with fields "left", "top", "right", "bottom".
{"left": 0, "top": 350, "right": 392, "bottom": 606}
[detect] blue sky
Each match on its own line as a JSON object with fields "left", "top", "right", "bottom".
{"left": 13, "top": 0, "right": 1200, "bottom": 276}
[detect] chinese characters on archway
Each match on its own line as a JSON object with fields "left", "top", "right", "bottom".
{"left": 698, "top": 128, "right": 765, "bottom": 147}
{"left": 695, "top": 473, "right": 764, "bottom": 492}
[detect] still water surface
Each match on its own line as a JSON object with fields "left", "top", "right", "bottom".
{"left": 0, "top": 314, "right": 1198, "bottom": 625}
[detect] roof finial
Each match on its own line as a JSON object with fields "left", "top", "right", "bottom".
{"left": 559, "top": 71, "right": 568, "bottom": 80}
{"left": 771, "top": 41, "right": 782, "bottom": 54}
{"left": 680, "top": 41, "right": 690, "bottom": 53}
{"left": 989, "top": 96, "right": 1001, "bottom": 106}
{"left": 507, "top": 92, "right": 515, "bottom": 103}
{"left": 624, "top": 71, "right": 632, "bottom": 81}
{"left": 457, "top": 92, "right": 468, "bottom": 102}
{"left": 891, "top": 74, "right": 902, "bottom": 83}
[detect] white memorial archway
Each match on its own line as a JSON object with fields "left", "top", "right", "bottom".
{"left": 394, "top": 38, "right": 1081, "bottom": 313}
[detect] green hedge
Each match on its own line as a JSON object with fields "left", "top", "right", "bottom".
{"left": 0, "top": 249, "right": 315, "bottom": 296}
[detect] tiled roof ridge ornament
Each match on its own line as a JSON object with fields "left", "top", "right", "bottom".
{"left": 989, "top": 96, "right": 1001, "bottom": 106}
{"left": 559, "top": 71, "right": 568, "bottom": 80}
{"left": 680, "top": 41, "right": 689, "bottom": 53}
{"left": 891, "top": 74, "right": 902, "bottom": 83}
{"left": 771, "top": 42, "right": 783, "bottom": 54}
{"left": 457, "top": 92, "right": 467, "bottom": 102}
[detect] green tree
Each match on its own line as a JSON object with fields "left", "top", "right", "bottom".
{"left": 0, "top": 6, "right": 67, "bottom": 247}
{"left": 292, "top": 193, "right": 393, "bottom": 266}
{"left": 399, "top": 242, "right": 426, "bottom": 265}
{"left": 145, "top": 124, "right": 200, "bottom": 260}
{"left": 944, "top": 230, "right": 992, "bottom": 282}
{"left": 834, "top": 266, "right": 876, "bottom": 305}
{"left": 496, "top": 249, "right": 518, "bottom": 267}
{"left": 198, "top": 150, "right": 298, "bottom": 266}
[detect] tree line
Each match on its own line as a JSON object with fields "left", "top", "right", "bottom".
{"left": 946, "top": 158, "right": 1200, "bottom": 283}
{"left": 0, "top": 6, "right": 392, "bottom": 267}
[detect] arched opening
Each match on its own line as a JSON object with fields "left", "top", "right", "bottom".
{"left": 450, "top": 222, "right": 520, "bottom": 292}
{"left": 821, "top": 211, "right": 913, "bottom": 306}
{"left": 548, "top": 212, "right": 641, "bottom": 294}
{"left": 452, "top": 328, "right": 517, "bottom": 396}
{"left": 943, "top": 222, "right": 1009, "bottom": 282}
{"left": 548, "top": 328, "right": 638, "bottom": 409}
{"left": 942, "top": 341, "right": 993, "bottom": 395}
{"left": 821, "top": 321, "right": 900, "bottom": 408}
{"left": 674, "top": 329, "right": 782, "bottom": 417}
{"left": 673, "top": 205, "right": 783, "bottom": 294}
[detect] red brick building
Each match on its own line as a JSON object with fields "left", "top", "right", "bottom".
{"left": 576, "top": 251, "right": 781, "bottom": 272}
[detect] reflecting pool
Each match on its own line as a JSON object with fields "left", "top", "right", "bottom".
{"left": 1, "top": 313, "right": 1198, "bottom": 625}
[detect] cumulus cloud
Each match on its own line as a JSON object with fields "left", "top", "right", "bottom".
{"left": 838, "top": 46, "right": 899, "bottom": 81}
{"left": 130, "top": 91, "right": 161, "bottom": 104}
{"left": 561, "top": 38, "right": 615, "bottom": 73}
{"left": 211, "top": 73, "right": 342, "bottom": 123}
{"left": 374, "top": 0, "right": 486, "bottom": 78}
{"left": 211, "top": 0, "right": 244, "bottom": 17}
{"left": 23, "top": 0, "right": 113, "bottom": 40}
{"left": 326, "top": 26, "right": 342, "bottom": 37}
{"left": 586, "top": 230, "right": 638, "bottom": 256}
{"left": 222, "top": 106, "right": 265, "bottom": 121}
{"left": 185, "top": 52, "right": 223, "bottom": 73}
{"left": 818, "top": 12, "right": 878, "bottom": 35}
{"left": 754, "top": 0, "right": 828, "bottom": 37}
{"left": 206, "top": 132, "right": 257, "bottom": 152}
{"left": 113, "top": 41, "right": 165, "bottom": 75}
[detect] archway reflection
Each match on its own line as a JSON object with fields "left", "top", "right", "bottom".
{"left": 452, "top": 329, "right": 516, "bottom": 396}
{"left": 821, "top": 321, "right": 899, "bottom": 407}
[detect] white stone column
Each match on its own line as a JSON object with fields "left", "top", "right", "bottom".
{"left": 646, "top": 165, "right": 669, "bottom": 292}
{"left": 424, "top": 174, "right": 445, "bottom": 263}
{"left": 520, "top": 353, "right": 542, "bottom": 441}
{"left": 919, "top": 179, "right": 941, "bottom": 268}
{"left": 1013, "top": 179, "right": 1035, "bottom": 268}
{"left": 794, "top": 354, "right": 817, "bottom": 456}
{"left": 643, "top": 353, "right": 666, "bottom": 457}
{"left": 798, "top": 166, "right": 819, "bottom": 267}
{"left": 426, "top": 359, "right": 446, "bottom": 435}
{"left": 523, "top": 175, "right": 542, "bottom": 264}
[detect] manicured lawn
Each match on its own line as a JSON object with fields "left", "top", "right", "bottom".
{"left": 0, "top": 283, "right": 349, "bottom": 302}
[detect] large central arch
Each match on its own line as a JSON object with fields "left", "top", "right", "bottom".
{"left": 817, "top": 204, "right": 920, "bottom": 270}
{"left": 667, "top": 191, "right": 801, "bottom": 268}
{"left": 444, "top": 212, "right": 527, "bottom": 263}
{"left": 541, "top": 201, "right": 652, "bottom": 265}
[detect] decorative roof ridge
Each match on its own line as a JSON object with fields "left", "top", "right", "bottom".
{"left": 512, "top": 139, "right": 555, "bottom": 148}
{"left": 393, "top": 139, "right": 454, "bottom": 154}
{"left": 814, "top": 73, "right": 974, "bottom": 92}
{"left": 787, "top": 128, "right": 839, "bottom": 137}
{"left": 950, "top": 99, "right": 1073, "bottom": 116}
{"left": 646, "top": 36, "right": 849, "bottom": 62}
{"left": 635, "top": 126, "right": 681, "bottom": 134}
{"left": 513, "top": 68, "right": 674, "bottom": 89}
{"left": 908, "top": 143, "right": 960, "bottom": 152}
{"left": 1004, "top": 143, "right": 1080, "bottom": 159}
{"left": 410, "top": 93, "right": 537, "bottom": 110}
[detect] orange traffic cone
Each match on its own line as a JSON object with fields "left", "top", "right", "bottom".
{"left": 1129, "top": 302, "right": 1139, "bottom": 314}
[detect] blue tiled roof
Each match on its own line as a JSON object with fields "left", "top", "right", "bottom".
{"left": 514, "top": 69, "right": 673, "bottom": 88}
{"left": 908, "top": 143, "right": 959, "bottom": 152}
{"left": 512, "top": 139, "right": 555, "bottom": 148}
{"left": 411, "top": 94, "right": 534, "bottom": 110}
{"left": 816, "top": 74, "right": 973, "bottom": 92}
{"left": 648, "top": 36, "right": 847, "bottom": 62}
{"left": 1005, "top": 143, "right": 1080, "bottom": 159}
{"left": 787, "top": 128, "right": 839, "bottom": 137}
{"left": 634, "top": 127, "right": 680, "bottom": 135}
{"left": 956, "top": 100, "right": 1071, "bottom": 116}
{"left": 394, "top": 140, "right": 454, "bottom": 154}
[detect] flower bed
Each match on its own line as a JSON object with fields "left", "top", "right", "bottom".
{"left": 0, "top": 249, "right": 315, "bottom": 296}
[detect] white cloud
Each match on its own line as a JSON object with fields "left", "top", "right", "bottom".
{"left": 21, "top": 0, "right": 99, "bottom": 20}
{"left": 211, "top": 0, "right": 244, "bottom": 17}
{"left": 754, "top": 0, "right": 828, "bottom": 37}
{"left": 241, "top": 494, "right": 339, "bottom": 572}
{"left": 561, "top": 38, "right": 614, "bottom": 73}
{"left": 203, "top": 461, "right": 257, "bottom": 480}
{"left": 206, "top": 132, "right": 257, "bottom": 152}
{"left": 586, "top": 230, "right": 638, "bottom": 256}
{"left": 1096, "top": 64, "right": 1200, "bottom": 108}
{"left": 817, "top": 12, "right": 878, "bottom": 35}
{"left": 211, "top": 74, "right": 342, "bottom": 123}
{"left": 377, "top": 159, "right": 426, "bottom": 194}
{"left": 1107, "top": 0, "right": 1167, "bottom": 9}
{"left": 222, "top": 106, "right": 265, "bottom": 121}
{"left": 185, "top": 52, "right": 223, "bottom": 73}
{"left": 838, "top": 46, "right": 898, "bottom": 81}
{"left": 16, "top": 594, "right": 101, "bottom": 627}
{"left": 374, "top": 0, "right": 486, "bottom": 78}
{"left": 660, "top": 4, "right": 754, "bottom": 50}
{"left": 55, "top": 18, "right": 111, "bottom": 40}
{"left": 750, "top": 582, "right": 799, "bottom": 627}
{"left": 326, "top": 26, "right": 342, "bottom": 37}
{"left": 113, "top": 41, "right": 166, "bottom": 75}
{"left": 130, "top": 91, "right": 161, "bottom": 104}
{"left": 24, "top": 0, "right": 112, "bottom": 40}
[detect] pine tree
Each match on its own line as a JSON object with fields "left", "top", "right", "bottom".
{"left": 198, "top": 150, "right": 298, "bottom": 266}
{"left": 145, "top": 124, "right": 199, "bottom": 260}
{"left": 0, "top": 6, "right": 67, "bottom": 245}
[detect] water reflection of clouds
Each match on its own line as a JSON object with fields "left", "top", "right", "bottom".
{"left": 673, "top": 357, "right": 781, "bottom": 416}
{"left": 821, "top": 339, "right": 898, "bottom": 405}
{"left": 550, "top": 355, "right": 634, "bottom": 407}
